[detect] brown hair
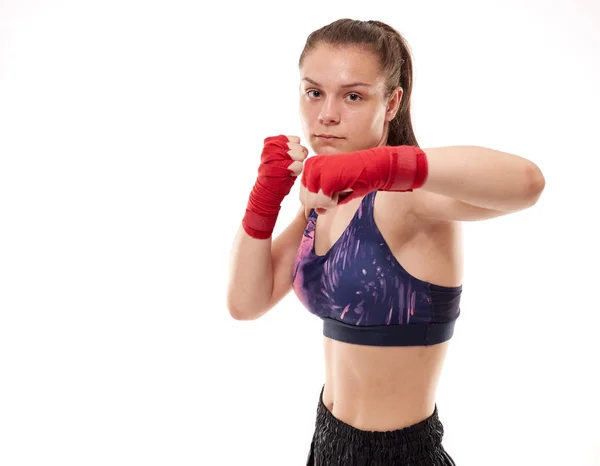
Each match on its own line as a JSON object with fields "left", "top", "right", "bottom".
{"left": 298, "top": 19, "right": 418, "bottom": 148}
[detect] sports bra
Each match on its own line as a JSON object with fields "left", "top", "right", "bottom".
{"left": 291, "top": 190, "right": 462, "bottom": 347}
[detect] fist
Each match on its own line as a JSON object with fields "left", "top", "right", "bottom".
{"left": 299, "top": 154, "right": 354, "bottom": 215}
{"left": 282, "top": 135, "right": 309, "bottom": 177}
{"left": 256, "top": 135, "right": 309, "bottom": 198}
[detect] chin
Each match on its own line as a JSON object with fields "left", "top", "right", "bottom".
{"left": 311, "top": 139, "right": 350, "bottom": 155}
{"left": 313, "top": 146, "right": 345, "bottom": 155}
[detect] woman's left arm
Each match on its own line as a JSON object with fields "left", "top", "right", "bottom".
{"left": 420, "top": 145, "right": 546, "bottom": 213}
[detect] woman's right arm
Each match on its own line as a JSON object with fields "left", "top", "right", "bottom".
{"left": 226, "top": 205, "right": 308, "bottom": 320}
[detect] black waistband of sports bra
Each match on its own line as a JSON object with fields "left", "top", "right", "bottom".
{"left": 322, "top": 317, "right": 456, "bottom": 347}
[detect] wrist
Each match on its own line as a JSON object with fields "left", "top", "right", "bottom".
{"left": 242, "top": 175, "right": 294, "bottom": 239}
{"left": 379, "top": 145, "right": 428, "bottom": 192}
{"left": 242, "top": 208, "right": 279, "bottom": 240}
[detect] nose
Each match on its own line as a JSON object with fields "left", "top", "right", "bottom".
{"left": 318, "top": 97, "right": 340, "bottom": 126}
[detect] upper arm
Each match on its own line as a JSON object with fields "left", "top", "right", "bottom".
{"left": 411, "top": 190, "right": 511, "bottom": 222}
{"left": 265, "top": 205, "right": 309, "bottom": 312}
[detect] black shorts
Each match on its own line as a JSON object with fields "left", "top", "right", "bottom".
{"left": 306, "top": 386, "right": 456, "bottom": 465}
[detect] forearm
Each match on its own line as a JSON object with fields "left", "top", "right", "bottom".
{"left": 420, "top": 145, "right": 546, "bottom": 212}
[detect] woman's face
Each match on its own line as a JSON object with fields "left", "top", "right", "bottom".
{"left": 299, "top": 44, "right": 401, "bottom": 155}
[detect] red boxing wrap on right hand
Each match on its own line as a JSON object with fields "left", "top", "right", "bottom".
{"left": 242, "top": 135, "right": 297, "bottom": 240}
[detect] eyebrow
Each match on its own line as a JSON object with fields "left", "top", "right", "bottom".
{"left": 302, "top": 77, "right": 372, "bottom": 88}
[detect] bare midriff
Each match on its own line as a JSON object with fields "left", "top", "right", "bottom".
{"left": 321, "top": 336, "right": 451, "bottom": 431}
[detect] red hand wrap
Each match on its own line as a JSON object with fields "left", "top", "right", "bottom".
{"left": 242, "top": 135, "right": 297, "bottom": 239}
{"left": 301, "top": 145, "right": 428, "bottom": 205}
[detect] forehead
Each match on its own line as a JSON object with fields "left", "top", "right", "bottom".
{"left": 300, "top": 44, "right": 384, "bottom": 87}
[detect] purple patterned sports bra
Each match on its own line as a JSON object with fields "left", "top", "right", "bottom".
{"left": 292, "top": 190, "right": 462, "bottom": 347}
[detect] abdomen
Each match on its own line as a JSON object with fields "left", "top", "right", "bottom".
{"left": 322, "top": 336, "right": 451, "bottom": 431}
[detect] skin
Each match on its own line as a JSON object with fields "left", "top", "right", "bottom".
{"left": 296, "top": 43, "right": 463, "bottom": 431}
{"left": 300, "top": 44, "right": 398, "bottom": 155}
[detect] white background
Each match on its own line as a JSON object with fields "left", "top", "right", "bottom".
{"left": 1, "top": 0, "right": 598, "bottom": 465}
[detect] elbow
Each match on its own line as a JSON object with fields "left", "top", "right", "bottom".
{"left": 228, "top": 306, "right": 254, "bottom": 321}
{"left": 523, "top": 162, "right": 546, "bottom": 207}
{"left": 226, "top": 298, "right": 264, "bottom": 321}
{"left": 227, "top": 305, "right": 246, "bottom": 321}
{"left": 226, "top": 299, "right": 250, "bottom": 321}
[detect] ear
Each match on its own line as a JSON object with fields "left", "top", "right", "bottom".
{"left": 385, "top": 87, "right": 403, "bottom": 122}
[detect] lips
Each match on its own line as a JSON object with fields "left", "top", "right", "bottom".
{"left": 316, "top": 134, "right": 343, "bottom": 139}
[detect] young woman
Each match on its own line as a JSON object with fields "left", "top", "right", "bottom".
{"left": 227, "top": 18, "right": 545, "bottom": 465}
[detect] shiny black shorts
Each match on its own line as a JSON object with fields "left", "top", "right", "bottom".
{"left": 306, "top": 386, "right": 456, "bottom": 465}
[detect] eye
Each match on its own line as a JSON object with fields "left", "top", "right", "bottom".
{"left": 306, "top": 90, "right": 321, "bottom": 98}
{"left": 347, "top": 93, "right": 362, "bottom": 102}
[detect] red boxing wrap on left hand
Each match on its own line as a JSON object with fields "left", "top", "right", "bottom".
{"left": 300, "top": 145, "right": 428, "bottom": 205}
